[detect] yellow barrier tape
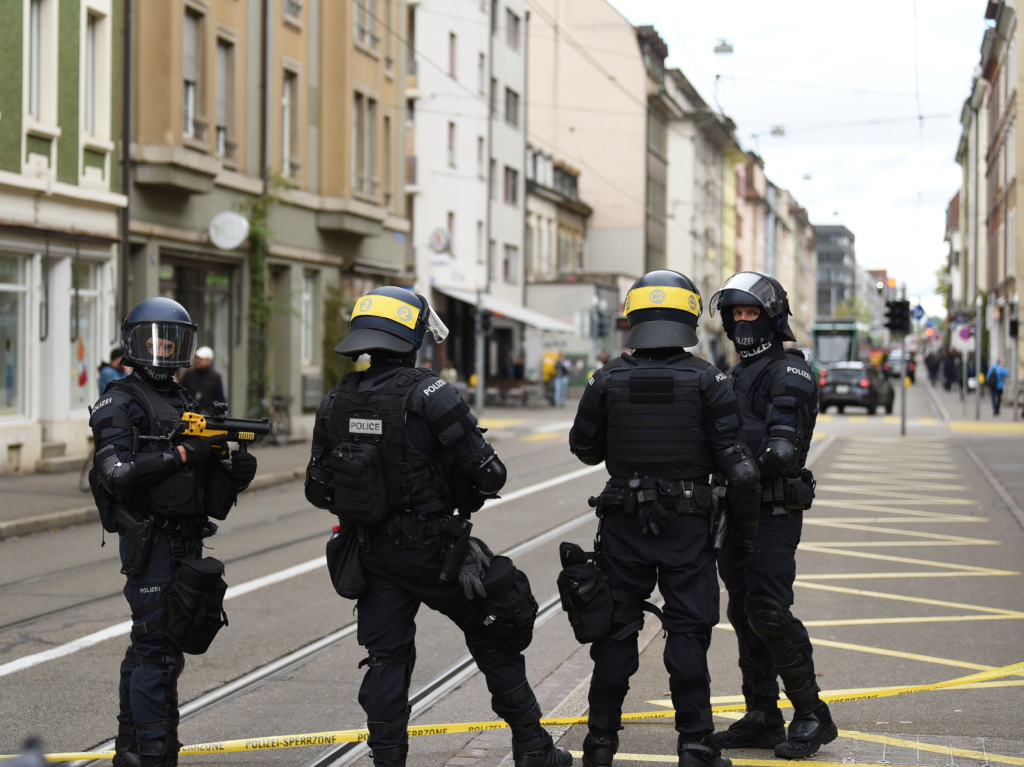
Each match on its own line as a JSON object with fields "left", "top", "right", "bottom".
{"left": 6, "top": 661, "right": 1022, "bottom": 762}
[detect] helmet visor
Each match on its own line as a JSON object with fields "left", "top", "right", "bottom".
{"left": 708, "top": 272, "right": 785, "bottom": 317}
{"left": 123, "top": 322, "right": 198, "bottom": 368}
{"left": 423, "top": 300, "right": 449, "bottom": 343}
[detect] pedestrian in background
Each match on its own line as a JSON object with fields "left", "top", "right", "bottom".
{"left": 98, "top": 348, "right": 130, "bottom": 394}
{"left": 180, "top": 346, "right": 226, "bottom": 412}
{"left": 986, "top": 358, "right": 1010, "bottom": 415}
{"left": 553, "top": 353, "right": 570, "bottom": 407}
{"left": 925, "top": 352, "right": 939, "bottom": 385}
{"left": 942, "top": 350, "right": 956, "bottom": 391}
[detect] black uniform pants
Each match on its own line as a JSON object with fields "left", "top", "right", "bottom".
{"left": 356, "top": 531, "right": 539, "bottom": 754}
{"left": 716, "top": 505, "right": 812, "bottom": 711}
{"left": 588, "top": 510, "right": 719, "bottom": 741}
{"left": 119, "top": 528, "right": 185, "bottom": 749}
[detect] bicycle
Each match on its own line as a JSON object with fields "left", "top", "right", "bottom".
{"left": 244, "top": 387, "right": 292, "bottom": 446}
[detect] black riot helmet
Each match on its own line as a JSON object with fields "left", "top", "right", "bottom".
{"left": 334, "top": 286, "right": 449, "bottom": 358}
{"left": 622, "top": 270, "right": 703, "bottom": 349}
{"left": 709, "top": 271, "right": 797, "bottom": 343}
{"left": 121, "top": 297, "right": 199, "bottom": 368}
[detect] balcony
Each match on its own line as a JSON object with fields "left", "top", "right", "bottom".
{"left": 183, "top": 116, "right": 206, "bottom": 141}
{"left": 133, "top": 143, "right": 220, "bottom": 194}
{"left": 284, "top": 0, "right": 302, "bottom": 17}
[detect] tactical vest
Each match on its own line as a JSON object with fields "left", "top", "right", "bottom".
{"left": 731, "top": 348, "right": 817, "bottom": 466}
{"left": 327, "top": 366, "right": 449, "bottom": 516}
{"left": 604, "top": 353, "right": 715, "bottom": 481}
{"left": 104, "top": 377, "right": 203, "bottom": 517}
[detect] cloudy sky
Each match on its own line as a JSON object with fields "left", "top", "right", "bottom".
{"left": 609, "top": 0, "right": 990, "bottom": 314}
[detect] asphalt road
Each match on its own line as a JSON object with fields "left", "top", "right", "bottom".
{"left": 1, "top": 385, "right": 1022, "bottom": 767}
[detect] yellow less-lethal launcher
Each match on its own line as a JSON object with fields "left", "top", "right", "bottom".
{"left": 140, "top": 409, "right": 271, "bottom": 453}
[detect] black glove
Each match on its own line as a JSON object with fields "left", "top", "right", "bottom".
{"left": 230, "top": 450, "right": 258, "bottom": 485}
{"left": 734, "top": 535, "right": 759, "bottom": 568}
{"left": 458, "top": 537, "right": 494, "bottom": 600}
{"left": 638, "top": 500, "right": 671, "bottom": 536}
{"left": 180, "top": 436, "right": 215, "bottom": 465}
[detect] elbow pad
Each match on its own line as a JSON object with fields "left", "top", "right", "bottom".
{"left": 96, "top": 445, "right": 179, "bottom": 494}
{"left": 758, "top": 426, "right": 800, "bottom": 477}
{"left": 305, "top": 463, "right": 334, "bottom": 510}
{"left": 466, "top": 451, "right": 507, "bottom": 496}
{"left": 716, "top": 444, "right": 760, "bottom": 496}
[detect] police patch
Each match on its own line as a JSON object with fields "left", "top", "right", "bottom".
{"left": 422, "top": 380, "right": 447, "bottom": 396}
{"left": 349, "top": 418, "right": 383, "bottom": 435}
{"left": 787, "top": 366, "right": 813, "bottom": 382}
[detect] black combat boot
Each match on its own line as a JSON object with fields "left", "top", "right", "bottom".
{"left": 709, "top": 710, "right": 786, "bottom": 750}
{"left": 112, "top": 722, "right": 140, "bottom": 767}
{"left": 137, "top": 736, "right": 179, "bottom": 767}
{"left": 582, "top": 730, "right": 618, "bottom": 767}
{"left": 677, "top": 736, "right": 731, "bottom": 767}
{"left": 774, "top": 702, "right": 837, "bottom": 759}
{"left": 370, "top": 743, "right": 409, "bottom": 767}
{"left": 509, "top": 711, "right": 573, "bottom": 767}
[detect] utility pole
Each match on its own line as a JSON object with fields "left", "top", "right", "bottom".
{"left": 119, "top": 0, "right": 133, "bottom": 318}
{"left": 476, "top": 0, "right": 495, "bottom": 416}
{"left": 475, "top": 290, "right": 486, "bottom": 412}
{"left": 975, "top": 293, "right": 983, "bottom": 420}
{"left": 1012, "top": 300, "right": 1019, "bottom": 421}
{"left": 900, "top": 289, "right": 907, "bottom": 437}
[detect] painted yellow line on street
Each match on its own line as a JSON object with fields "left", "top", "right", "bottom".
{"left": 949, "top": 420, "right": 1024, "bottom": 434}
{"left": 846, "top": 415, "right": 867, "bottom": 423}
{"left": 837, "top": 729, "right": 1024, "bottom": 767}
{"left": 802, "top": 614, "right": 1024, "bottom": 627}
{"left": 805, "top": 514, "right": 985, "bottom": 523}
{"left": 811, "top": 431, "right": 827, "bottom": 440}
{"left": 817, "top": 414, "right": 834, "bottom": 422}
{"left": 800, "top": 541, "right": 997, "bottom": 547}
{"left": 523, "top": 432, "right": 561, "bottom": 442}
{"left": 882, "top": 416, "right": 900, "bottom": 423}
{"left": 798, "top": 544, "right": 1015, "bottom": 574}
{"left": 806, "top": 638, "right": 997, "bottom": 671}
{"left": 813, "top": 487, "right": 974, "bottom": 504}
{"left": 803, "top": 518, "right": 997, "bottom": 543}
{"left": 477, "top": 418, "right": 527, "bottom": 429}
{"left": 793, "top": 580, "right": 1024, "bottom": 615}
{"left": 811, "top": 502, "right": 980, "bottom": 518}
{"left": 796, "top": 571, "right": 1017, "bottom": 580}
{"left": 818, "top": 477, "right": 971, "bottom": 491}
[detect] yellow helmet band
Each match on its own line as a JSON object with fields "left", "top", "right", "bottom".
{"left": 350, "top": 294, "right": 421, "bottom": 329}
{"left": 624, "top": 285, "right": 701, "bottom": 317}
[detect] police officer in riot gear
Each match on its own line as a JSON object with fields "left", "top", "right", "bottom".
{"left": 306, "top": 286, "right": 571, "bottom": 767}
{"left": 708, "top": 273, "right": 837, "bottom": 758}
{"left": 568, "top": 271, "right": 761, "bottom": 767}
{"left": 90, "top": 297, "right": 258, "bottom": 767}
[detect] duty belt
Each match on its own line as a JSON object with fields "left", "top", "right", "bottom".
{"left": 384, "top": 501, "right": 459, "bottom": 549}
{"left": 589, "top": 476, "right": 713, "bottom": 518}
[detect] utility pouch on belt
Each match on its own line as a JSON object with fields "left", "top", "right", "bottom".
{"left": 166, "top": 557, "right": 229, "bottom": 655}
{"left": 785, "top": 468, "right": 816, "bottom": 511}
{"left": 439, "top": 515, "right": 473, "bottom": 583}
{"left": 117, "top": 506, "right": 156, "bottom": 576}
{"left": 472, "top": 555, "right": 539, "bottom": 653}
{"left": 329, "top": 442, "right": 390, "bottom": 525}
{"left": 556, "top": 542, "right": 664, "bottom": 644}
{"left": 326, "top": 524, "right": 366, "bottom": 599}
{"left": 89, "top": 467, "right": 119, "bottom": 534}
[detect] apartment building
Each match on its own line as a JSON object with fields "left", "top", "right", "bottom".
{"left": 130, "top": 0, "right": 410, "bottom": 428}
{"left": 814, "top": 224, "right": 856, "bottom": 318}
{"left": 0, "top": 0, "right": 126, "bottom": 473}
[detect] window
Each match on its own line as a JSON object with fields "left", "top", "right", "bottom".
{"left": 503, "top": 245, "right": 518, "bottom": 283}
{"left": 353, "top": 93, "right": 377, "bottom": 195}
{"left": 384, "top": 0, "right": 393, "bottom": 68}
{"left": 28, "top": 0, "right": 43, "bottom": 120}
{"left": 383, "top": 115, "right": 392, "bottom": 206}
{"left": 449, "top": 32, "right": 457, "bottom": 78}
{"left": 183, "top": 9, "right": 204, "bottom": 139}
{"left": 0, "top": 256, "right": 27, "bottom": 416}
{"left": 83, "top": 14, "right": 97, "bottom": 135}
{"left": 504, "top": 87, "right": 519, "bottom": 127}
{"left": 282, "top": 70, "right": 299, "bottom": 178}
{"left": 447, "top": 121, "right": 456, "bottom": 167}
{"left": 69, "top": 262, "right": 99, "bottom": 411}
{"left": 490, "top": 77, "right": 497, "bottom": 115}
{"left": 28, "top": 0, "right": 58, "bottom": 128}
{"left": 215, "top": 40, "right": 235, "bottom": 158}
{"left": 477, "top": 220, "right": 484, "bottom": 264}
{"left": 301, "top": 273, "right": 315, "bottom": 366}
{"left": 503, "top": 166, "right": 518, "bottom": 205}
{"left": 489, "top": 159, "right": 496, "bottom": 198}
{"left": 506, "top": 9, "right": 520, "bottom": 49}
{"left": 490, "top": 0, "right": 498, "bottom": 34}
{"left": 355, "top": 0, "right": 378, "bottom": 48}
{"left": 478, "top": 52, "right": 486, "bottom": 94}
{"left": 447, "top": 212, "right": 456, "bottom": 254}
{"left": 477, "top": 136, "right": 485, "bottom": 178}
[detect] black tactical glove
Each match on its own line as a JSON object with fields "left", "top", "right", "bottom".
{"left": 230, "top": 450, "right": 258, "bottom": 485}
{"left": 638, "top": 500, "right": 671, "bottom": 536}
{"left": 734, "top": 535, "right": 759, "bottom": 568}
{"left": 180, "top": 436, "right": 217, "bottom": 465}
{"left": 458, "top": 537, "right": 494, "bottom": 600}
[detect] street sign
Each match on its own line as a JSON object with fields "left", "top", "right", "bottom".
{"left": 912, "top": 305, "right": 925, "bottom": 321}
{"left": 428, "top": 227, "right": 451, "bottom": 253}
{"left": 951, "top": 324, "right": 976, "bottom": 353}
{"left": 208, "top": 211, "right": 250, "bottom": 250}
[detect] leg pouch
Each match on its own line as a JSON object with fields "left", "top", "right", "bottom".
{"left": 166, "top": 557, "right": 229, "bottom": 655}
{"left": 327, "top": 524, "right": 367, "bottom": 599}
{"left": 475, "top": 555, "right": 538, "bottom": 652}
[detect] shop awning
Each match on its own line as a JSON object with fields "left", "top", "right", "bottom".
{"left": 431, "top": 285, "right": 576, "bottom": 334}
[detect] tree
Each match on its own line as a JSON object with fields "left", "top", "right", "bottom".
{"left": 835, "top": 296, "right": 872, "bottom": 324}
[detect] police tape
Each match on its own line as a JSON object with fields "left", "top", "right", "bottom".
{"left": 6, "top": 661, "right": 1023, "bottom": 762}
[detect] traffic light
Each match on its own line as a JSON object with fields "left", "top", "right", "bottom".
{"left": 477, "top": 310, "right": 493, "bottom": 335}
{"left": 885, "top": 300, "right": 911, "bottom": 334}
{"left": 595, "top": 310, "right": 611, "bottom": 338}
{"left": 885, "top": 300, "right": 897, "bottom": 331}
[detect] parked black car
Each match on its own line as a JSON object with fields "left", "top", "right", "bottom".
{"left": 819, "top": 361, "right": 894, "bottom": 414}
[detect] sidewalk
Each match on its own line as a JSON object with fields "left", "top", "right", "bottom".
{"left": 925, "top": 376, "right": 1024, "bottom": 425}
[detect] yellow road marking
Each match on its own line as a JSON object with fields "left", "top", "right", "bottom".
{"left": 804, "top": 516, "right": 986, "bottom": 523}
{"left": 477, "top": 418, "right": 527, "bottom": 429}
{"left": 801, "top": 541, "right": 997, "bottom": 547}
{"left": 846, "top": 415, "right": 867, "bottom": 423}
{"left": 837, "top": 729, "right": 1024, "bottom": 767}
{"left": 803, "top": 518, "right": 997, "bottom": 543}
{"left": 812, "top": 486, "right": 974, "bottom": 504}
{"left": 882, "top": 415, "right": 900, "bottom": 423}
{"left": 810, "top": 502, "right": 980, "bottom": 518}
{"left": 793, "top": 580, "right": 1024, "bottom": 615}
{"left": 797, "top": 571, "right": 1015, "bottom": 580}
{"left": 818, "top": 477, "right": 971, "bottom": 491}
{"left": 949, "top": 420, "right": 1024, "bottom": 434}
{"left": 817, "top": 414, "right": 833, "bottom": 422}
{"left": 802, "top": 614, "right": 1024, "bottom": 626}
{"left": 806, "top": 638, "right": 997, "bottom": 671}
{"left": 523, "top": 432, "right": 561, "bottom": 442}
{"left": 798, "top": 544, "right": 1017, "bottom": 574}
{"left": 811, "top": 431, "right": 827, "bottom": 440}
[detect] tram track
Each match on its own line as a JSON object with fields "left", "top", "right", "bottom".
{"left": 71, "top": 505, "right": 595, "bottom": 767}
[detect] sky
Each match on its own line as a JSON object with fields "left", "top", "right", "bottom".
{"left": 608, "top": 0, "right": 990, "bottom": 316}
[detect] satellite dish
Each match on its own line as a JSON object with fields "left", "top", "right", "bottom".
{"left": 428, "top": 227, "right": 451, "bottom": 254}
{"left": 208, "top": 211, "right": 250, "bottom": 250}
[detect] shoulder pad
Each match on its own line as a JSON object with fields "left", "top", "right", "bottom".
{"left": 677, "top": 354, "right": 711, "bottom": 370}
{"left": 785, "top": 348, "right": 807, "bottom": 362}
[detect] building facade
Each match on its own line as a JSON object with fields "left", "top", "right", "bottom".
{"left": 0, "top": 0, "right": 127, "bottom": 473}
{"left": 814, "top": 224, "right": 856, "bottom": 318}
{"left": 129, "top": 0, "right": 411, "bottom": 432}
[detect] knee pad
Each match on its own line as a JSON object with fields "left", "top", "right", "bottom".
{"left": 743, "top": 598, "right": 794, "bottom": 644}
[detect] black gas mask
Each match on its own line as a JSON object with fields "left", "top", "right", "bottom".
{"left": 135, "top": 365, "right": 176, "bottom": 387}
{"left": 729, "top": 313, "right": 776, "bottom": 358}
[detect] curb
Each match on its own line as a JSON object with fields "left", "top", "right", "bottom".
{"left": 0, "top": 467, "right": 306, "bottom": 541}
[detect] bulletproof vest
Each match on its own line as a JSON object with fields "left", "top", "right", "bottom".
{"left": 327, "top": 366, "right": 449, "bottom": 514}
{"left": 731, "top": 348, "right": 817, "bottom": 466}
{"left": 603, "top": 352, "right": 715, "bottom": 481}
{"left": 104, "top": 377, "right": 203, "bottom": 516}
